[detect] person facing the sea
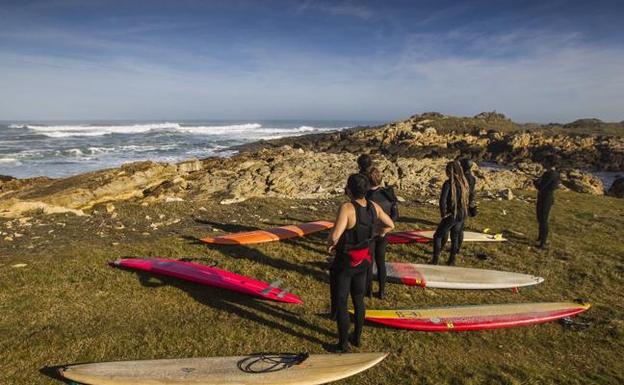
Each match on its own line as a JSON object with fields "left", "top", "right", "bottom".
{"left": 460, "top": 158, "right": 477, "bottom": 218}
{"left": 326, "top": 173, "right": 394, "bottom": 353}
{"left": 431, "top": 161, "right": 470, "bottom": 266}
{"left": 356, "top": 154, "right": 374, "bottom": 181}
{"left": 365, "top": 167, "right": 399, "bottom": 299}
{"left": 534, "top": 155, "right": 560, "bottom": 249}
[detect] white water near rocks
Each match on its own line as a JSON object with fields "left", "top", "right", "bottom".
{"left": 0, "top": 120, "right": 379, "bottom": 178}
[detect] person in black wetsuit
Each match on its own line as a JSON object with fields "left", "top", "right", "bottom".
{"left": 460, "top": 158, "right": 477, "bottom": 218}
{"left": 365, "top": 167, "right": 399, "bottom": 299}
{"left": 456, "top": 158, "right": 477, "bottom": 248}
{"left": 326, "top": 174, "right": 394, "bottom": 353}
{"left": 356, "top": 154, "right": 373, "bottom": 180}
{"left": 534, "top": 156, "right": 560, "bottom": 249}
{"left": 431, "top": 161, "right": 470, "bottom": 266}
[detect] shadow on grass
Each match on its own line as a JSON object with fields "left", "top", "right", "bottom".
{"left": 193, "top": 218, "right": 259, "bottom": 233}
{"left": 129, "top": 270, "right": 333, "bottom": 345}
{"left": 39, "top": 366, "right": 71, "bottom": 384}
{"left": 181, "top": 219, "right": 330, "bottom": 284}
{"left": 396, "top": 216, "right": 439, "bottom": 227}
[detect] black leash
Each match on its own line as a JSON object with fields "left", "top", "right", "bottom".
{"left": 237, "top": 352, "right": 309, "bottom": 373}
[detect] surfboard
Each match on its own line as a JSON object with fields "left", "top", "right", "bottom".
{"left": 201, "top": 221, "right": 334, "bottom": 245}
{"left": 387, "top": 230, "right": 506, "bottom": 244}
{"left": 362, "top": 302, "right": 590, "bottom": 331}
{"left": 111, "top": 258, "right": 303, "bottom": 304}
{"left": 374, "top": 262, "right": 543, "bottom": 289}
{"left": 59, "top": 352, "right": 388, "bottom": 385}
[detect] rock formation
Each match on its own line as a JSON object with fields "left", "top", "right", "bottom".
{"left": 1, "top": 112, "right": 621, "bottom": 218}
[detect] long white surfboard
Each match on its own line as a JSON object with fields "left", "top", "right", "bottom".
{"left": 416, "top": 230, "right": 507, "bottom": 242}
{"left": 374, "top": 262, "right": 543, "bottom": 289}
{"left": 60, "top": 353, "right": 388, "bottom": 385}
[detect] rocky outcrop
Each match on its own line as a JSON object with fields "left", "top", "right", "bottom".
{"left": 1, "top": 112, "right": 622, "bottom": 217}
{"left": 608, "top": 177, "right": 624, "bottom": 198}
{"left": 561, "top": 170, "right": 605, "bottom": 195}
{"left": 235, "top": 113, "right": 624, "bottom": 171}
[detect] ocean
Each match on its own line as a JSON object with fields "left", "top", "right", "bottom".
{"left": 0, "top": 120, "right": 381, "bottom": 179}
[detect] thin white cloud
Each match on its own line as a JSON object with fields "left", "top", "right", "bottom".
{"left": 296, "top": 1, "right": 373, "bottom": 20}
{"left": 0, "top": 25, "right": 623, "bottom": 122}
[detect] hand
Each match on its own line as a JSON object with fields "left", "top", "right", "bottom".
{"left": 327, "top": 244, "right": 336, "bottom": 254}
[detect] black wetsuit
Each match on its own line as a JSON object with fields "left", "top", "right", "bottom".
{"left": 457, "top": 170, "right": 477, "bottom": 247}
{"left": 534, "top": 169, "right": 560, "bottom": 247}
{"left": 365, "top": 187, "right": 396, "bottom": 297}
{"left": 432, "top": 181, "right": 466, "bottom": 265}
{"left": 329, "top": 200, "right": 376, "bottom": 349}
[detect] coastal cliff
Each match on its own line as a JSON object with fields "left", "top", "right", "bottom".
{"left": 1, "top": 112, "right": 622, "bottom": 218}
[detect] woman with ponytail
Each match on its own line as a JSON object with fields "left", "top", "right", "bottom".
{"left": 431, "top": 161, "right": 470, "bottom": 266}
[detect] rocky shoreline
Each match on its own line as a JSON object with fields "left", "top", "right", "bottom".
{"left": 1, "top": 112, "right": 623, "bottom": 219}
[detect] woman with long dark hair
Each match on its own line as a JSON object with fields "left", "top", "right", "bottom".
{"left": 431, "top": 161, "right": 469, "bottom": 266}
{"left": 326, "top": 173, "right": 394, "bottom": 352}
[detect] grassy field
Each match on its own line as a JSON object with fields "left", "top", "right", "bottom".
{"left": 1, "top": 190, "right": 623, "bottom": 384}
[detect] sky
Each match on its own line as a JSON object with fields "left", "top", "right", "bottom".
{"left": 0, "top": 0, "right": 623, "bottom": 123}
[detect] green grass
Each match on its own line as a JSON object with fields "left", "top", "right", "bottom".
{"left": 0, "top": 191, "right": 623, "bottom": 384}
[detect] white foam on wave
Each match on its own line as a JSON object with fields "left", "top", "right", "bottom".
{"left": 0, "top": 157, "right": 20, "bottom": 164}
{"left": 12, "top": 122, "right": 346, "bottom": 139}
{"left": 19, "top": 122, "right": 183, "bottom": 138}
{"left": 176, "top": 123, "right": 263, "bottom": 135}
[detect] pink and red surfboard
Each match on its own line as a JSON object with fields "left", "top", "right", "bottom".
{"left": 111, "top": 258, "right": 303, "bottom": 304}
{"left": 387, "top": 231, "right": 430, "bottom": 244}
{"left": 362, "top": 302, "right": 590, "bottom": 331}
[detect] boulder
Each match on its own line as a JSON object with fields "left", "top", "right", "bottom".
{"left": 608, "top": 177, "right": 624, "bottom": 198}
{"left": 562, "top": 170, "right": 604, "bottom": 195}
{"left": 498, "top": 188, "right": 514, "bottom": 200}
{"left": 0, "top": 199, "right": 85, "bottom": 218}
{"left": 177, "top": 159, "right": 203, "bottom": 173}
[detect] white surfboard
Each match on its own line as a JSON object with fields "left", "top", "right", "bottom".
{"left": 375, "top": 262, "right": 543, "bottom": 289}
{"left": 59, "top": 353, "right": 388, "bottom": 385}
{"left": 416, "top": 230, "right": 507, "bottom": 242}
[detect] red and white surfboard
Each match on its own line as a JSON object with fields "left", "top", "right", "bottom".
{"left": 363, "top": 302, "right": 590, "bottom": 331}
{"left": 376, "top": 262, "right": 543, "bottom": 289}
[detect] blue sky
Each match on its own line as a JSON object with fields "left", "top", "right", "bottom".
{"left": 1, "top": 0, "right": 623, "bottom": 122}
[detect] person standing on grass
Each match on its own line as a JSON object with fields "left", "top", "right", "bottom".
{"left": 534, "top": 155, "right": 560, "bottom": 249}
{"left": 456, "top": 158, "right": 477, "bottom": 249}
{"left": 460, "top": 158, "right": 477, "bottom": 218}
{"left": 326, "top": 173, "right": 394, "bottom": 353}
{"left": 365, "top": 167, "right": 398, "bottom": 299}
{"left": 431, "top": 161, "right": 470, "bottom": 266}
{"left": 356, "top": 154, "right": 374, "bottom": 181}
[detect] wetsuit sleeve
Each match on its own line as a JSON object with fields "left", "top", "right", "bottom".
{"left": 533, "top": 175, "right": 543, "bottom": 190}
{"left": 468, "top": 174, "right": 476, "bottom": 206}
{"left": 540, "top": 171, "right": 560, "bottom": 192}
{"left": 439, "top": 181, "right": 450, "bottom": 217}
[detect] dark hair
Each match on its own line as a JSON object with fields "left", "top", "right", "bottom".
{"left": 357, "top": 154, "right": 373, "bottom": 174}
{"left": 346, "top": 173, "right": 370, "bottom": 199}
{"left": 368, "top": 167, "right": 383, "bottom": 187}
{"left": 542, "top": 154, "right": 558, "bottom": 168}
{"left": 460, "top": 158, "right": 473, "bottom": 173}
{"left": 445, "top": 161, "right": 469, "bottom": 218}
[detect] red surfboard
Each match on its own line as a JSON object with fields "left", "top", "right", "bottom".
{"left": 362, "top": 302, "right": 590, "bottom": 331}
{"left": 386, "top": 231, "right": 430, "bottom": 244}
{"left": 111, "top": 258, "right": 303, "bottom": 304}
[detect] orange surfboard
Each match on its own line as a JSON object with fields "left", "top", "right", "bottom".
{"left": 201, "top": 221, "right": 335, "bottom": 245}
